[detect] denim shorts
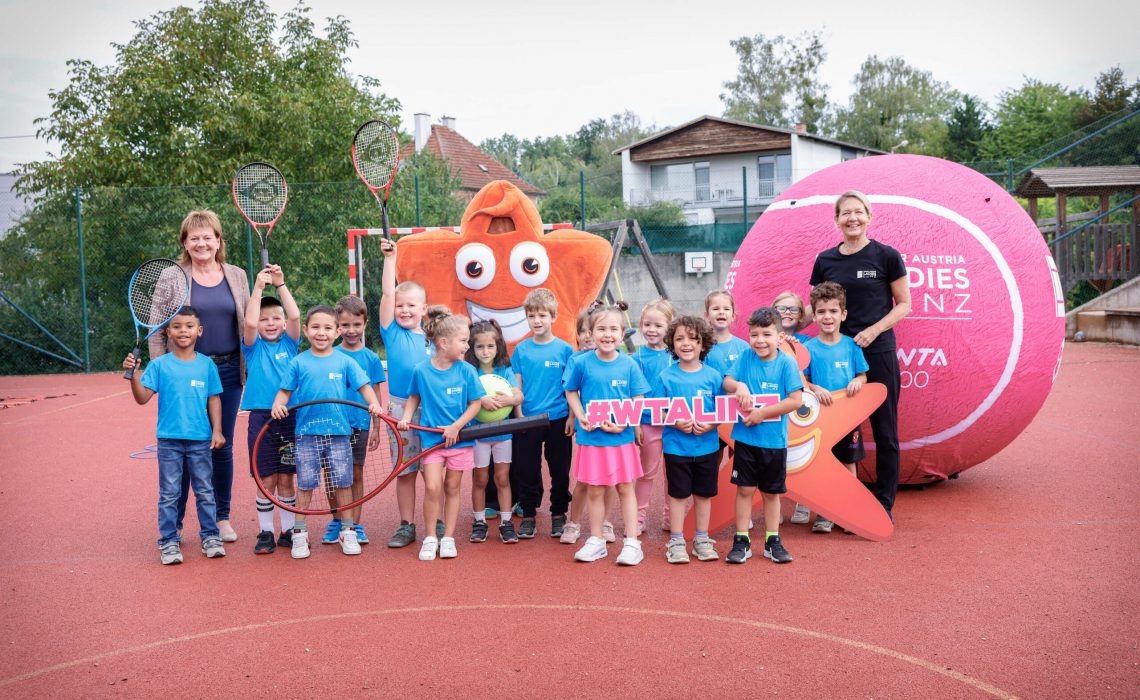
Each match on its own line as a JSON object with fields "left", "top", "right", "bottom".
{"left": 294, "top": 433, "right": 353, "bottom": 492}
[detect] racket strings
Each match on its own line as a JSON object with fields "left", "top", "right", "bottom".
{"left": 129, "top": 261, "right": 187, "bottom": 326}
{"left": 234, "top": 163, "right": 287, "bottom": 225}
{"left": 353, "top": 122, "right": 399, "bottom": 187}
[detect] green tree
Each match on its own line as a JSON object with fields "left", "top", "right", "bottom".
{"left": 1074, "top": 65, "right": 1139, "bottom": 127}
{"left": 720, "top": 31, "right": 829, "bottom": 133}
{"left": 978, "top": 78, "right": 1088, "bottom": 160}
{"left": 945, "top": 94, "right": 991, "bottom": 163}
{"left": 831, "top": 55, "right": 957, "bottom": 155}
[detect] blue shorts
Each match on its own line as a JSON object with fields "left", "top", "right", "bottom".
{"left": 295, "top": 433, "right": 353, "bottom": 492}
{"left": 248, "top": 409, "right": 297, "bottom": 478}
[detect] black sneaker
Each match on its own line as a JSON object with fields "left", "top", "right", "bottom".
{"left": 387, "top": 521, "right": 416, "bottom": 548}
{"left": 518, "top": 517, "right": 537, "bottom": 539}
{"left": 499, "top": 521, "right": 519, "bottom": 543}
{"left": 276, "top": 529, "right": 293, "bottom": 548}
{"left": 254, "top": 530, "right": 276, "bottom": 554}
{"left": 764, "top": 534, "right": 793, "bottom": 563}
{"left": 726, "top": 534, "right": 752, "bottom": 564}
{"left": 470, "top": 520, "right": 489, "bottom": 543}
{"left": 550, "top": 514, "right": 567, "bottom": 538}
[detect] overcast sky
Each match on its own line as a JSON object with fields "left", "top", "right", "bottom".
{"left": 1, "top": 0, "right": 1137, "bottom": 174}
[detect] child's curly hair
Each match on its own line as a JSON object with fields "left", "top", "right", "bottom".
{"left": 809, "top": 281, "right": 847, "bottom": 312}
{"left": 664, "top": 315, "right": 716, "bottom": 361}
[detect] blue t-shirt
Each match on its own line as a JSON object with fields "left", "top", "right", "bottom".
{"left": 280, "top": 351, "right": 371, "bottom": 435}
{"left": 791, "top": 332, "right": 811, "bottom": 343}
{"left": 563, "top": 352, "right": 650, "bottom": 447}
{"left": 475, "top": 364, "right": 519, "bottom": 443}
{"left": 240, "top": 334, "right": 299, "bottom": 410}
{"left": 511, "top": 337, "right": 573, "bottom": 419}
{"left": 649, "top": 363, "right": 725, "bottom": 457}
{"left": 728, "top": 350, "right": 803, "bottom": 449}
{"left": 141, "top": 352, "right": 223, "bottom": 441}
{"left": 336, "top": 345, "right": 388, "bottom": 429}
{"left": 379, "top": 319, "right": 431, "bottom": 400}
{"left": 632, "top": 346, "right": 674, "bottom": 424}
{"left": 706, "top": 335, "right": 750, "bottom": 375}
{"left": 408, "top": 360, "right": 484, "bottom": 450}
{"left": 804, "top": 335, "right": 869, "bottom": 392}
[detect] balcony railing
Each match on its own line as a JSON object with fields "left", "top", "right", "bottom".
{"left": 628, "top": 179, "right": 789, "bottom": 208}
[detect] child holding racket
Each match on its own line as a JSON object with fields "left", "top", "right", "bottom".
{"left": 563, "top": 301, "right": 651, "bottom": 565}
{"left": 465, "top": 319, "right": 523, "bottom": 544}
{"left": 329, "top": 295, "right": 389, "bottom": 547}
{"left": 378, "top": 238, "right": 435, "bottom": 549}
{"left": 271, "top": 305, "right": 384, "bottom": 559}
{"left": 398, "top": 307, "right": 484, "bottom": 561}
{"left": 123, "top": 305, "right": 226, "bottom": 565}
{"left": 511, "top": 288, "right": 575, "bottom": 540}
{"left": 241, "top": 264, "right": 301, "bottom": 555}
{"left": 632, "top": 298, "right": 675, "bottom": 534}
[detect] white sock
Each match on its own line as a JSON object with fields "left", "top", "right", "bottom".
{"left": 279, "top": 497, "right": 296, "bottom": 532}
{"left": 256, "top": 498, "right": 274, "bottom": 533}
{"left": 473, "top": 511, "right": 486, "bottom": 523}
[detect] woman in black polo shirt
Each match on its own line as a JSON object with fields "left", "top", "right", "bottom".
{"left": 809, "top": 191, "right": 911, "bottom": 517}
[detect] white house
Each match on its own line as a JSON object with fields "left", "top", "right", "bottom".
{"left": 614, "top": 116, "right": 883, "bottom": 225}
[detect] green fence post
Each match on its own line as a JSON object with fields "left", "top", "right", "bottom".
{"left": 742, "top": 166, "right": 748, "bottom": 229}
{"left": 75, "top": 187, "right": 91, "bottom": 372}
{"left": 414, "top": 174, "right": 421, "bottom": 227}
{"left": 1006, "top": 159, "right": 1014, "bottom": 192}
{"left": 579, "top": 171, "right": 586, "bottom": 229}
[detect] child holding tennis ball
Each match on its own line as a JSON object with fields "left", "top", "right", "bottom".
{"left": 465, "top": 319, "right": 523, "bottom": 544}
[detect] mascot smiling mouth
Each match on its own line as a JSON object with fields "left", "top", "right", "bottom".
{"left": 466, "top": 300, "right": 529, "bottom": 343}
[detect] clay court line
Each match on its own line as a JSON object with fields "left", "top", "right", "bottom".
{"left": 0, "top": 390, "right": 130, "bottom": 426}
{"left": 1, "top": 603, "right": 1018, "bottom": 698}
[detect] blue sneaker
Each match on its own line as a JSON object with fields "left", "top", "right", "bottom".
{"left": 512, "top": 502, "right": 524, "bottom": 517}
{"left": 322, "top": 519, "right": 341, "bottom": 545}
{"left": 354, "top": 523, "right": 369, "bottom": 545}
{"left": 484, "top": 507, "right": 500, "bottom": 520}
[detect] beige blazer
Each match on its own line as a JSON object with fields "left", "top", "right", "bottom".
{"left": 148, "top": 262, "right": 251, "bottom": 384}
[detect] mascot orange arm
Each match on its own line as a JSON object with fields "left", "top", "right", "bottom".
{"left": 394, "top": 181, "right": 612, "bottom": 349}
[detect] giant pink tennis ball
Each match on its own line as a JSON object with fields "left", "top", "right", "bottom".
{"left": 726, "top": 155, "right": 1065, "bottom": 484}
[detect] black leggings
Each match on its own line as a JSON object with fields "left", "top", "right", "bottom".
{"left": 865, "top": 349, "right": 901, "bottom": 513}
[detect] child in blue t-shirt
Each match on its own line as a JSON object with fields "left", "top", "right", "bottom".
{"left": 632, "top": 298, "right": 675, "bottom": 535}
{"left": 398, "top": 307, "right": 484, "bottom": 561}
{"left": 271, "top": 305, "right": 383, "bottom": 560}
{"left": 564, "top": 302, "right": 651, "bottom": 566}
{"left": 650, "top": 315, "right": 725, "bottom": 564}
{"left": 722, "top": 307, "right": 804, "bottom": 566}
{"left": 466, "top": 319, "right": 523, "bottom": 544}
{"left": 328, "top": 294, "right": 389, "bottom": 547}
{"left": 703, "top": 289, "right": 749, "bottom": 375}
{"left": 377, "top": 237, "right": 433, "bottom": 548}
{"left": 240, "top": 264, "right": 301, "bottom": 554}
{"left": 510, "top": 288, "right": 575, "bottom": 540}
{"left": 123, "top": 305, "right": 224, "bottom": 565}
{"left": 795, "top": 281, "right": 869, "bottom": 533}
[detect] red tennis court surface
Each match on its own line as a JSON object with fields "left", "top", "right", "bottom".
{"left": 1, "top": 342, "right": 1137, "bottom": 698}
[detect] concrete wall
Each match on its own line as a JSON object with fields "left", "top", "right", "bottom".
{"left": 609, "top": 250, "right": 739, "bottom": 342}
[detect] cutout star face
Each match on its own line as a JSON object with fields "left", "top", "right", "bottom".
{"left": 395, "top": 181, "right": 611, "bottom": 349}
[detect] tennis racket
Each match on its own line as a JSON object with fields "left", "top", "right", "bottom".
{"left": 232, "top": 162, "right": 288, "bottom": 268}
{"left": 252, "top": 399, "right": 548, "bottom": 515}
{"left": 351, "top": 120, "right": 401, "bottom": 240}
{"left": 122, "top": 259, "right": 190, "bottom": 380}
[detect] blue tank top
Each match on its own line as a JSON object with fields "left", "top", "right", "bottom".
{"left": 191, "top": 277, "right": 239, "bottom": 356}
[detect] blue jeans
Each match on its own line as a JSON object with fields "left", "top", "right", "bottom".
{"left": 177, "top": 356, "right": 240, "bottom": 527}
{"left": 157, "top": 438, "right": 218, "bottom": 545}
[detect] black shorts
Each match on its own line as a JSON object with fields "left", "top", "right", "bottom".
{"left": 831, "top": 426, "right": 866, "bottom": 465}
{"left": 351, "top": 427, "right": 369, "bottom": 466}
{"left": 730, "top": 443, "right": 787, "bottom": 494}
{"left": 248, "top": 409, "right": 297, "bottom": 478}
{"left": 664, "top": 451, "right": 719, "bottom": 499}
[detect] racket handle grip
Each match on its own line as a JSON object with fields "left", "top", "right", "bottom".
{"left": 123, "top": 346, "right": 142, "bottom": 380}
{"left": 260, "top": 247, "right": 269, "bottom": 269}
{"left": 381, "top": 205, "right": 391, "bottom": 241}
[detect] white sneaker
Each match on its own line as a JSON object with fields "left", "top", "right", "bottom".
{"left": 339, "top": 527, "right": 361, "bottom": 555}
{"left": 559, "top": 521, "right": 581, "bottom": 544}
{"left": 218, "top": 520, "right": 238, "bottom": 543}
{"left": 419, "top": 536, "right": 439, "bottom": 561}
{"left": 616, "top": 538, "right": 644, "bottom": 566}
{"left": 439, "top": 536, "right": 457, "bottom": 558}
{"left": 574, "top": 535, "right": 608, "bottom": 562}
{"left": 291, "top": 530, "right": 310, "bottom": 559}
{"left": 601, "top": 521, "right": 616, "bottom": 543}
{"left": 790, "top": 503, "right": 811, "bottom": 524}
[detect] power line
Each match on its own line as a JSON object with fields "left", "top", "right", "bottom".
{"left": 0, "top": 134, "right": 37, "bottom": 140}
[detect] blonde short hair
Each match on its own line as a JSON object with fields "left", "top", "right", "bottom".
{"left": 179, "top": 210, "right": 226, "bottom": 265}
{"left": 834, "top": 190, "right": 873, "bottom": 219}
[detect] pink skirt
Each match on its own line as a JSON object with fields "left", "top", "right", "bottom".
{"left": 572, "top": 442, "right": 644, "bottom": 486}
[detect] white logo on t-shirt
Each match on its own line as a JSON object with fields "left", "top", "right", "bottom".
{"left": 857, "top": 270, "right": 879, "bottom": 279}
{"left": 190, "top": 380, "right": 205, "bottom": 388}
{"left": 544, "top": 361, "right": 561, "bottom": 368}
{"left": 834, "top": 361, "right": 849, "bottom": 370}
{"left": 328, "top": 373, "right": 343, "bottom": 381}
{"left": 610, "top": 379, "right": 628, "bottom": 388}
{"left": 446, "top": 387, "right": 462, "bottom": 395}
{"left": 275, "top": 351, "right": 289, "bottom": 360}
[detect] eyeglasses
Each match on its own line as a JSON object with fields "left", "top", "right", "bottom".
{"left": 774, "top": 305, "right": 802, "bottom": 315}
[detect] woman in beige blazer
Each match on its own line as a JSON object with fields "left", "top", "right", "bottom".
{"left": 150, "top": 210, "right": 250, "bottom": 542}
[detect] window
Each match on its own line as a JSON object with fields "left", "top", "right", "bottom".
{"left": 650, "top": 163, "right": 698, "bottom": 202}
{"left": 695, "top": 162, "right": 710, "bottom": 201}
{"left": 757, "top": 153, "right": 791, "bottom": 197}
{"left": 841, "top": 148, "right": 858, "bottom": 162}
